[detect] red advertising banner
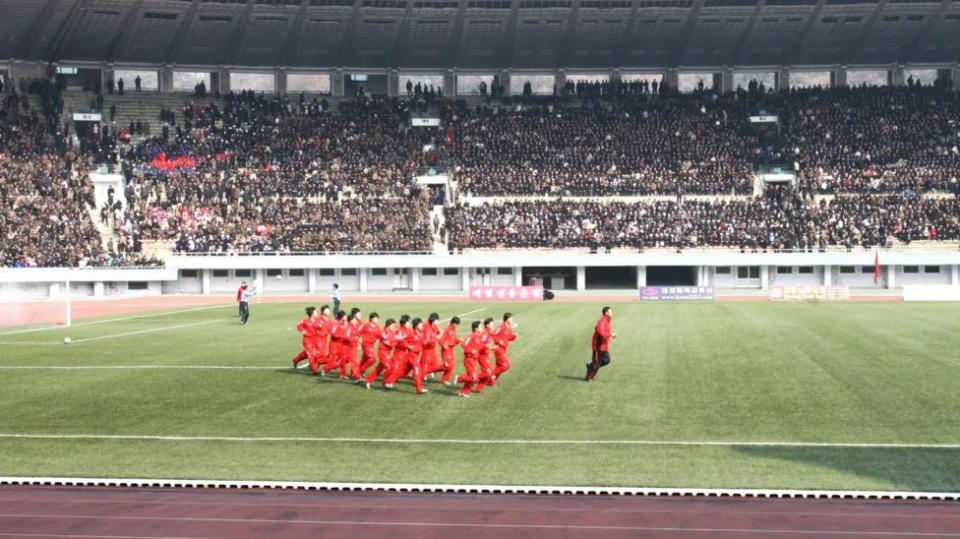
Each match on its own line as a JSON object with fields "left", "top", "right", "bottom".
{"left": 468, "top": 285, "right": 543, "bottom": 302}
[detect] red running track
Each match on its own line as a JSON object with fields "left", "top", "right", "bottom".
{"left": 0, "top": 486, "right": 958, "bottom": 538}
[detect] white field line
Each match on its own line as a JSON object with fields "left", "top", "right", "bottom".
{"left": 0, "top": 305, "right": 234, "bottom": 336}
{"left": 0, "top": 433, "right": 958, "bottom": 449}
{"left": 455, "top": 308, "right": 486, "bottom": 318}
{"left": 0, "top": 366, "right": 280, "bottom": 370}
{"left": 0, "top": 514, "right": 957, "bottom": 536}
{"left": 0, "top": 320, "right": 225, "bottom": 346}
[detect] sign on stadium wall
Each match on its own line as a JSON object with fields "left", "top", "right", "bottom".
{"left": 72, "top": 113, "right": 102, "bottom": 122}
{"left": 770, "top": 285, "right": 849, "bottom": 301}
{"left": 639, "top": 286, "right": 715, "bottom": 301}
{"left": 411, "top": 118, "right": 441, "bottom": 127}
{"left": 468, "top": 285, "right": 543, "bottom": 301}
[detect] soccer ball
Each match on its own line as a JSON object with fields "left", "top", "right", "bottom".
{"left": 64, "top": 337, "right": 72, "bottom": 345}
{"left": 276, "top": 274, "right": 283, "bottom": 280}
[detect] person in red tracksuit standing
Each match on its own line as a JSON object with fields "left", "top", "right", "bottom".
{"left": 490, "top": 312, "right": 517, "bottom": 386}
{"left": 291, "top": 306, "right": 319, "bottom": 369}
{"left": 437, "top": 316, "right": 461, "bottom": 385}
{"left": 383, "top": 315, "right": 411, "bottom": 389}
{"left": 236, "top": 281, "right": 247, "bottom": 318}
{"left": 310, "top": 305, "right": 333, "bottom": 375}
{"left": 586, "top": 306, "right": 616, "bottom": 381}
{"left": 364, "top": 318, "right": 397, "bottom": 389}
{"left": 471, "top": 318, "right": 497, "bottom": 394}
{"left": 421, "top": 312, "right": 441, "bottom": 380}
{"left": 323, "top": 310, "right": 349, "bottom": 377}
{"left": 456, "top": 321, "right": 485, "bottom": 398}
{"left": 357, "top": 312, "right": 381, "bottom": 377}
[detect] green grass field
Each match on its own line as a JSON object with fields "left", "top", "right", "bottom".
{"left": 1, "top": 300, "right": 959, "bottom": 492}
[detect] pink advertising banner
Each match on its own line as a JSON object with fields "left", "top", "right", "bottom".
{"left": 468, "top": 285, "right": 544, "bottom": 302}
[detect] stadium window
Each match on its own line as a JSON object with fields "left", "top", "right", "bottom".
{"left": 860, "top": 266, "right": 874, "bottom": 273}
{"left": 287, "top": 73, "right": 332, "bottom": 94}
{"left": 128, "top": 282, "right": 149, "bottom": 291}
{"left": 737, "top": 267, "right": 760, "bottom": 279}
{"left": 266, "top": 269, "right": 282, "bottom": 277}
{"left": 394, "top": 268, "right": 409, "bottom": 275}
{"left": 798, "top": 266, "right": 814, "bottom": 274}
{"left": 235, "top": 270, "right": 252, "bottom": 278}
{"left": 776, "top": 266, "right": 793, "bottom": 274}
{"left": 839, "top": 266, "right": 856, "bottom": 274}
{"left": 443, "top": 268, "right": 460, "bottom": 276}
{"left": 715, "top": 266, "right": 731, "bottom": 274}
{"left": 180, "top": 269, "right": 198, "bottom": 278}
{"left": 319, "top": 269, "right": 335, "bottom": 276}
{"left": 422, "top": 268, "right": 439, "bottom": 276}
{"left": 213, "top": 270, "right": 229, "bottom": 278}
{"left": 340, "top": 268, "right": 357, "bottom": 276}
{"left": 497, "top": 268, "right": 513, "bottom": 275}
{"left": 903, "top": 265, "right": 920, "bottom": 274}
{"left": 289, "top": 269, "right": 305, "bottom": 277}
{"left": 372, "top": 268, "right": 387, "bottom": 276}
{"left": 924, "top": 266, "right": 941, "bottom": 273}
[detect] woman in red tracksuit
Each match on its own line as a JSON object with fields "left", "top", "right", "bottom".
{"left": 456, "top": 321, "right": 486, "bottom": 398}
{"left": 438, "top": 316, "right": 461, "bottom": 385}
{"left": 342, "top": 308, "right": 363, "bottom": 380}
{"left": 358, "top": 312, "right": 382, "bottom": 377}
{"left": 421, "top": 312, "right": 441, "bottom": 379}
{"left": 323, "top": 310, "right": 349, "bottom": 377}
{"left": 383, "top": 315, "right": 411, "bottom": 389}
{"left": 477, "top": 312, "right": 516, "bottom": 391}
{"left": 471, "top": 318, "right": 497, "bottom": 394}
{"left": 364, "top": 318, "right": 396, "bottom": 388}
{"left": 291, "top": 306, "right": 319, "bottom": 369}
{"left": 309, "top": 305, "right": 333, "bottom": 375}
{"left": 386, "top": 317, "right": 428, "bottom": 394}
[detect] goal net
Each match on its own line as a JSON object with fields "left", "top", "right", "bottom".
{"left": 0, "top": 281, "right": 72, "bottom": 330}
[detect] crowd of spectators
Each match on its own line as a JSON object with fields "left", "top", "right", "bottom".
{"left": 446, "top": 187, "right": 959, "bottom": 251}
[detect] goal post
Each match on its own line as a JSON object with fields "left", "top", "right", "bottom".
{"left": 0, "top": 280, "right": 73, "bottom": 330}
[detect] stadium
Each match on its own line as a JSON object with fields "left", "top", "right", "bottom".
{"left": 1, "top": 0, "right": 960, "bottom": 534}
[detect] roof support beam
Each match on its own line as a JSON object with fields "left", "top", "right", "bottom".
{"left": 783, "top": 0, "right": 827, "bottom": 66}
{"left": 843, "top": 0, "right": 889, "bottom": 66}
{"left": 104, "top": 0, "right": 146, "bottom": 62}
{"left": 165, "top": 0, "right": 202, "bottom": 64}
{"left": 226, "top": 0, "right": 258, "bottom": 66}
{"left": 391, "top": 1, "right": 417, "bottom": 67}
{"left": 47, "top": 0, "right": 91, "bottom": 61}
{"left": 672, "top": 0, "right": 707, "bottom": 67}
{"left": 14, "top": 0, "right": 62, "bottom": 59}
{"left": 899, "top": 0, "right": 952, "bottom": 64}
{"left": 615, "top": 1, "right": 641, "bottom": 67}
{"left": 279, "top": 0, "right": 312, "bottom": 67}
{"left": 501, "top": 0, "right": 522, "bottom": 68}
{"left": 444, "top": 0, "right": 469, "bottom": 67}
{"left": 728, "top": 0, "right": 767, "bottom": 67}
{"left": 339, "top": 0, "right": 364, "bottom": 66}
{"left": 556, "top": 0, "right": 581, "bottom": 67}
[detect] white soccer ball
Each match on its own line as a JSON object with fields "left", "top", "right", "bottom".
{"left": 276, "top": 274, "right": 283, "bottom": 280}
{"left": 64, "top": 337, "right": 72, "bottom": 344}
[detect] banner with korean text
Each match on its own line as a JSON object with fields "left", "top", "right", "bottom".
{"left": 468, "top": 285, "right": 543, "bottom": 302}
{"left": 770, "top": 285, "right": 849, "bottom": 301}
{"left": 639, "top": 286, "right": 715, "bottom": 301}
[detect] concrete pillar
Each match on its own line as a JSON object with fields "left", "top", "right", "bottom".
{"left": 201, "top": 269, "right": 211, "bottom": 294}
{"left": 576, "top": 266, "right": 586, "bottom": 291}
{"left": 760, "top": 265, "right": 770, "bottom": 290}
{"left": 276, "top": 68, "right": 287, "bottom": 94}
{"left": 514, "top": 266, "right": 523, "bottom": 287}
{"left": 359, "top": 269, "right": 368, "bottom": 293}
{"left": 94, "top": 282, "right": 105, "bottom": 297}
{"left": 308, "top": 268, "right": 318, "bottom": 293}
{"left": 822, "top": 265, "right": 832, "bottom": 286}
{"left": 835, "top": 68, "right": 847, "bottom": 88}
{"left": 444, "top": 68, "right": 455, "bottom": 97}
{"left": 48, "top": 283, "right": 61, "bottom": 298}
{"left": 411, "top": 268, "right": 420, "bottom": 292}
{"left": 887, "top": 265, "right": 896, "bottom": 289}
{"left": 664, "top": 68, "right": 679, "bottom": 91}
{"left": 950, "top": 264, "right": 959, "bottom": 286}
{"left": 461, "top": 267, "right": 470, "bottom": 291}
{"left": 159, "top": 65, "right": 173, "bottom": 93}
{"left": 219, "top": 67, "right": 230, "bottom": 94}
{"left": 721, "top": 68, "right": 734, "bottom": 93}
{"left": 254, "top": 269, "right": 265, "bottom": 292}
{"left": 501, "top": 69, "right": 511, "bottom": 96}
{"left": 892, "top": 65, "right": 905, "bottom": 86}
{"left": 778, "top": 68, "right": 790, "bottom": 91}
{"left": 636, "top": 266, "right": 647, "bottom": 287}
{"left": 388, "top": 68, "right": 399, "bottom": 97}
{"left": 333, "top": 68, "right": 344, "bottom": 97}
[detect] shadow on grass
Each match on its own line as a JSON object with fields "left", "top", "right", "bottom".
{"left": 734, "top": 445, "right": 960, "bottom": 492}
{"left": 556, "top": 375, "right": 588, "bottom": 382}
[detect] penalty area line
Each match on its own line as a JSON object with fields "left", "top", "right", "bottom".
{"left": 0, "top": 320, "right": 224, "bottom": 345}
{"left": 0, "top": 433, "right": 957, "bottom": 449}
{"left": 455, "top": 308, "right": 486, "bottom": 318}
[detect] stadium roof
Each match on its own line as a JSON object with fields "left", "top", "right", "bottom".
{"left": 0, "top": 0, "right": 958, "bottom": 69}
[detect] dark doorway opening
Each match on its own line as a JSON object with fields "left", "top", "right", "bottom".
{"left": 586, "top": 267, "right": 637, "bottom": 289}
{"left": 522, "top": 267, "right": 576, "bottom": 290}
{"left": 646, "top": 266, "right": 697, "bottom": 286}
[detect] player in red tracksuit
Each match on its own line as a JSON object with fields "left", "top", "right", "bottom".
{"left": 437, "top": 316, "right": 461, "bottom": 385}
{"left": 383, "top": 315, "right": 411, "bottom": 389}
{"left": 471, "top": 318, "right": 497, "bottom": 394}
{"left": 421, "top": 312, "right": 441, "bottom": 380}
{"left": 310, "top": 305, "right": 333, "bottom": 375}
{"left": 479, "top": 312, "right": 517, "bottom": 390}
{"left": 364, "top": 318, "right": 397, "bottom": 388}
{"left": 586, "top": 306, "right": 616, "bottom": 381}
{"left": 291, "top": 306, "right": 320, "bottom": 369}
{"left": 341, "top": 308, "right": 363, "bottom": 379}
{"left": 236, "top": 282, "right": 246, "bottom": 318}
{"left": 384, "top": 316, "right": 427, "bottom": 394}
{"left": 323, "top": 310, "right": 349, "bottom": 377}
{"left": 456, "top": 321, "right": 485, "bottom": 397}
{"left": 357, "top": 312, "right": 381, "bottom": 377}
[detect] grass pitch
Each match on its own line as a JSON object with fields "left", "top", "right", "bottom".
{"left": 0, "top": 299, "right": 959, "bottom": 492}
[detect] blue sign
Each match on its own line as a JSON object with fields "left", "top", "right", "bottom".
{"left": 639, "top": 286, "right": 715, "bottom": 301}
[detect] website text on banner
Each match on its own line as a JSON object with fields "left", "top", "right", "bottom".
{"left": 639, "top": 286, "right": 715, "bottom": 301}
{"left": 468, "top": 286, "right": 544, "bottom": 302}
{"left": 770, "top": 285, "right": 850, "bottom": 301}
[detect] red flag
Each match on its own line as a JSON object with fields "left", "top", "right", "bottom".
{"left": 873, "top": 252, "right": 880, "bottom": 285}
